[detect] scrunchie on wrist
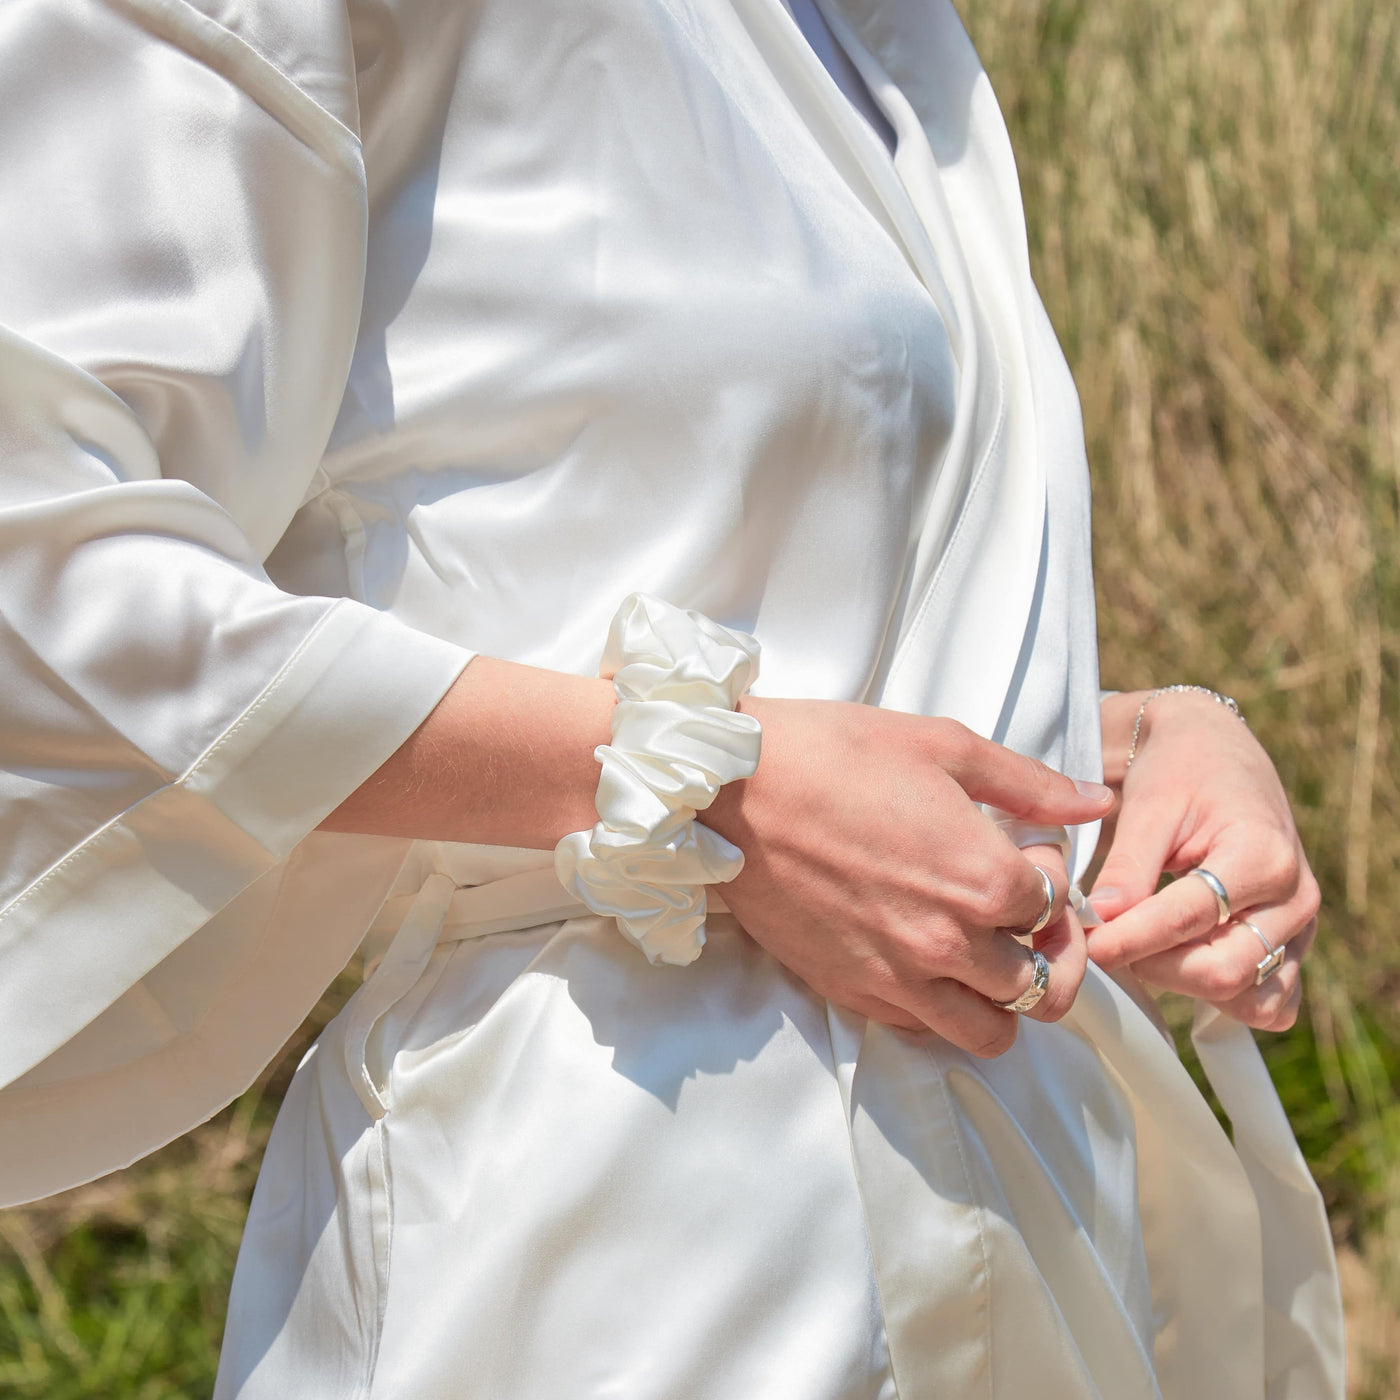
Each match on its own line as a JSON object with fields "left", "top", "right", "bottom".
{"left": 553, "top": 593, "right": 762, "bottom": 966}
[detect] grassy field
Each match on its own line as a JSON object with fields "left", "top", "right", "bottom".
{"left": 959, "top": 0, "right": 1400, "bottom": 1389}
{"left": 2, "top": 0, "right": 1398, "bottom": 1394}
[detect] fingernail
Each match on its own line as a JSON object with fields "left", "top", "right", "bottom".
{"left": 1089, "top": 885, "right": 1124, "bottom": 919}
{"left": 1075, "top": 780, "right": 1113, "bottom": 803}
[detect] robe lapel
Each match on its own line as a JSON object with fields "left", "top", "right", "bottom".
{"left": 728, "top": 0, "right": 1047, "bottom": 740}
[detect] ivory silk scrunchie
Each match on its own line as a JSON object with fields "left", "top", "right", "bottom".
{"left": 554, "top": 594, "right": 763, "bottom": 966}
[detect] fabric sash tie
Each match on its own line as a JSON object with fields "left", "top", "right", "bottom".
{"left": 343, "top": 863, "right": 732, "bottom": 1119}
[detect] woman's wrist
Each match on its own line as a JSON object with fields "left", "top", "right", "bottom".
{"left": 1100, "top": 689, "right": 1154, "bottom": 787}
{"left": 1100, "top": 685, "right": 1244, "bottom": 787}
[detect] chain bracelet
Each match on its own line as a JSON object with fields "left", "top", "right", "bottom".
{"left": 1124, "top": 684, "right": 1245, "bottom": 772}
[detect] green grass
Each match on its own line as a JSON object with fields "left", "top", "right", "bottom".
{"left": 0, "top": 977, "right": 349, "bottom": 1399}
{"left": 0, "top": 1099, "right": 262, "bottom": 1399}
{"left": 3, "top": 0, "right": 1398, "bottom": 1393}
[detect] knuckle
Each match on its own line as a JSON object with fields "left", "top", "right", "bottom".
{"left": 1159, "top": 902, "right": 1210, "bottom": 948}
{"left": 928, "top": 717, "right": 974, "bottom": 761}
{"left": 1273, "top": 987, "right": 1303, "bottom": 1030}
{"left": 901, "top": 925, "right": 960, "bottom": 977}
{"left": 1036, "top": 977, "right": 1080, "bottom": 1023}
{"left": 861, "top": 957, "right": 910, "bottom": 1004}
{"left": 967, "top": 1018, "right": 1018, "bottom": 1059}
{"left": 1296, "top": 872, "right": 1322, "bottom": 924}
{"left": 1027, "top": 754, "right": 1064, "bottom": 798}
{"left": 1295, "top": 918, "right": 1319, "bottom": 956}
{"left": 1005, "top": 746, "right": 1038, "bottom": 783}
{"left": 1183, "top": 897, "right": 1219, "bottom": 937}
{"left": 1250, "top": 981, "right": 1291, "bottom": 1022}
{"left": 1203, "top": 957, "right": 1255, "bottom": 1002}
{"left": 963, "top": 890, "right": 1003, "bottom": 932}
{"left": 1237, "top": 1001, "right": 1276, "bottom": 1030}
{"left": 1007, "top": 748, "right": 1057, "bottom": 803}
{"left": 1254, "top": 833, "right": 1299, "bottom": 893}
{"left": 864, "top": 999, "right": 923, "bottom": 1032}
{"left": 972, "top": 862, "right": 1026, "bottom": 927}
{"left": 1247, "top": 977, "right": 1299, "bottom": 1030}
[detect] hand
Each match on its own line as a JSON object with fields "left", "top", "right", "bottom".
{"left": 705, "top": 698, "right": 1112, "bottom": 1056}
{"left": 1087, "top": 690, "right": 1320, "bottom": 1031}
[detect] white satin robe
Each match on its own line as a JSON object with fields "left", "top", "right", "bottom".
{"left": 0, "top": 1, "right": 1343, "bottom": 1396}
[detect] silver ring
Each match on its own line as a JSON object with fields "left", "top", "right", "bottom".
{"left": 1188, "top": 867, "right": 1231, "bottom": 925}
{"left": 1241, "top": 917, "right": 1285, "bottom": 985}
{"left": 1024, "top": 865, "right": 1056, "bottom": 936}
{"left": 994, "top": 948, "right": 1050, "bottom": 1014}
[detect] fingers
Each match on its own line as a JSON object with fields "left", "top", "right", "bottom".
{"left": 1088, "top": 830, "right": 1310, "bottom": 970}
{"left": 1086, "top": 783, "right": 1176, "bottom": 923}
{"left": 901, "top": 978, "right": 1020, "bottom": 1058}
{"left": 932, "top": 721, "right": 1113, "bottom": 827}
{"left": 839, "top": 992, "right": 928, "bottom": 1033}
{"left": 1016, "top": 841, "right": 1071, "bottom": 923}
{"left": 1024, "top": 904, "right": 1088, "bottom": 1026}
{"left": 895, "top": 902, "right": 1089, "bottom": 1058}
{"left": 914, "top": 923, "right": 1045, "bottom": 1005}
{"left": 985, "top": 842, "right": 1071, "bottom": 938}
{"left": 923, "top": 844, "right": 1070, "bottom": 1002}
{"left": 1207, "top": 921, "right": 1314, "bottom": 1031}
{"left": 1131, "top": 905, "right": 1316, "bottom": 1013}
{"left": 1088, "top": 874, "right": 1219, "bottom": 969}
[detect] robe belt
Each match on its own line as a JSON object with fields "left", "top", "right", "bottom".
{"left": 346, "top": 867, "right": 732, "bottom": 1119}
{"left": 371, "top": 865, "right": 732, "bottom": 947}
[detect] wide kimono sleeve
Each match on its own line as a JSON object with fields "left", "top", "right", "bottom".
{"left": 0, "top": 0, "right": 473, "bottom": 1201}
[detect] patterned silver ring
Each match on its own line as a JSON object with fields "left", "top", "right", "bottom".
{"left": 1241, "top": 918, "right": 1286, "bottom": 985}
{"left": 994, "top": 948, "right": 1051, "bottom": 1014}
{"left": 1024, "top": 865, "right": 1056, "bottom": 937}
{"left": 1188, "top": 867, "right": 1231, "bottom": 926}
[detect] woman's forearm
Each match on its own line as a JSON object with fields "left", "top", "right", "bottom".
{"left": 318, "top": 655, "right": 616, "bottom": 850}
{"left": 328, "top": 660, "right": 1118, "bottom": 855}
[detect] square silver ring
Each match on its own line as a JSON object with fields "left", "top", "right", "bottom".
{"left": 1254, "top": 946, "right": 1286, "bottom": 985}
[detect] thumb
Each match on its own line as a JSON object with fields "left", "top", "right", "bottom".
{"left": 1089, "top": 793, "right": 1176, "bottom": 921}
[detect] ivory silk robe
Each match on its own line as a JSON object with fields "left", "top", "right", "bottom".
{"left": 0, "top": 0, "right": 1343, "bottom": 1396}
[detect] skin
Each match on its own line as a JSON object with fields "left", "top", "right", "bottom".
{"left": 1089, "top": 688, "right": 1320, "bottom": 1032}
{"left": 322, "top": 658, "right": 1317, "bottom": 1051}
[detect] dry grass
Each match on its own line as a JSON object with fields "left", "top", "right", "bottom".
{"left": 959, "top": 0, "right": 1400, "bottom": 1391}
{"left": 2, "top": 0, "right": 1398, "bottom": 1393}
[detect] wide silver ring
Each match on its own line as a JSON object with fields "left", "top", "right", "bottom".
{"left": 1024, "top": 865, "right": 1056, "bottom": 937}
{"left": 1242, "top": 918, "right": 1285, "bottom": 985}
{"left": 1188, "top": 867, "right": 1231, "bottom": 926}
{"left": 995, "top": 948, "right": 1050, "bottom": 1014}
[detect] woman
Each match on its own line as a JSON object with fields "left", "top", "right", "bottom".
{"left": 0, "top": 0, "right": 1342, "bottom": 1395}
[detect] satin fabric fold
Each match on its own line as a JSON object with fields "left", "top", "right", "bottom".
{"left": 0, "top": 0, "right": 1342, "bottom": 1395}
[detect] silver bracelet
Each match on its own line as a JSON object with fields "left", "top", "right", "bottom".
{"left": 1124, "top": 684, "right": 1245, "bottom": 772}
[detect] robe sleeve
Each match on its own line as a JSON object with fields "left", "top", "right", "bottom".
{"left": 0, "top": 2, "right": 472, "bottom": 1100}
